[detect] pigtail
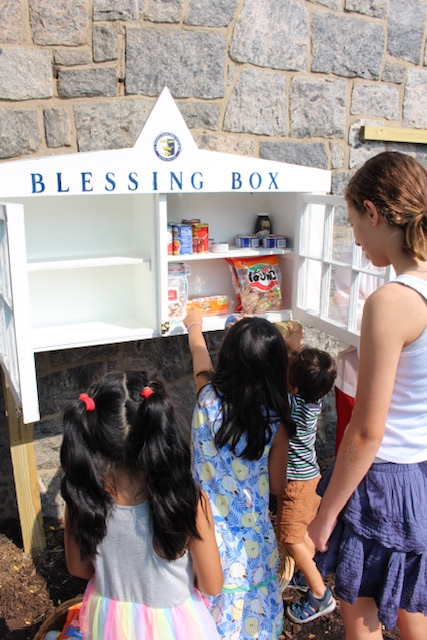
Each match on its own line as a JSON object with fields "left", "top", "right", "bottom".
{"left": 131, "top": 381, "right": 202, "bottom": 561}
{"left": 60, "top": 400, "right": 113, "bottom": 561}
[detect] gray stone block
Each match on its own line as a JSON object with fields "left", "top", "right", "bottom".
{"left": 184, "top": 0, "right": 239, "bottom": 26}
{"left": 29, "top": 0, "right": 89, "bottom": 45}
{"left": 44, "top": 108, "right": 72, "bottom": 148}
{"left": 74, "top": 98, "right": 153, "bottom": 150}
{"left": 290, "top": 76, "right": 346, "bottom": 138}
{"left": 230, "top": 0, "right": 308, "bottom": 71}
{"left": 54, "top": 47, "right": 93, "bottom": 66}
{"left": 0, "top": 0, "right": 24, "bottom": 43}
{"left": 0, "top": 49, "right": 52, "bottom": 100}
{"left": 224, "top": 68, "right": 287, "bottom": 136}
{"left": 403, "top": 68, "right": 427, "bottom": 128}
{"left": 125, "top": 29, "right": 226, "bottom": 98}
{"left": 330, "top": 142, "right": 345, "bottom": 169}
{"left": 388, "top": 0, "right": 426, "bottom": 64}
{"left": 93, "top": 25, "right": 119, "bottom": 62}
{"left": 145, "top": 0, "right": 185, "bottom": 22}
{"left": 345, "top": 0, "right": 387, "bottom": 18}
{"left": 260, "top": 141, "right": 328, "bottom": 169}
{"left": 351, "top": 83, "right": 400, "bottom": 120}
{"left": 381, "top": 62, "right": 405, "bottom": 84}
{"left": 93, "top": 0, "right": 139, "bottom": 21}
{"left": 178, "top": 102, "right": 220, "bottom": 131}
{"left": 195, "top": 134, "right": 258, "bottom": 157}
{"left": 311, "top": 11, "right": 384, "bottom": 79}
{"left": 58, "top": 68, "right": 117, "bottom": 98}
{"left": 0, "top": 109, "right": 41, "bottom": 159}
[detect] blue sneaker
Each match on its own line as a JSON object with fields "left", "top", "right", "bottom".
{"left": 287, "top": 587, "right": 336, "bottom": 623}
{"left": 288, "top": 570, "right": 309, "bottom": 592}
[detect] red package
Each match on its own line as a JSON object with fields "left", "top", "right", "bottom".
{"left": 227, "top": 256, "right": 282, "bottom": 314}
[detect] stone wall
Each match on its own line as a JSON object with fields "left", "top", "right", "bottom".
{"left": 1, "top": 0, "right": 427, "bottom": 522}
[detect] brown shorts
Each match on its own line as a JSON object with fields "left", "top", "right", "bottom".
{"left": 276, "top": 476, "right": 321, "bottom": 545}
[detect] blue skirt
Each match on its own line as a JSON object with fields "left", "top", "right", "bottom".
{"left": 315, "top": 461, "right": 427, "bottom": 630}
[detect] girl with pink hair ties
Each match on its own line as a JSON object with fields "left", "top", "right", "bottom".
{"left": 61, "top": 370, "right": 223, "bottom": 640}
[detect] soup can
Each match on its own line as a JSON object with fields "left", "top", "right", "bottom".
{"left": 262, "top": 235, "right": 287, "bottom": 249}
{"left": 235, "top": 234, "right": 260, "bottom": 248}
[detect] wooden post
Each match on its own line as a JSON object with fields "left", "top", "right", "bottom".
{"left": 2, "top": 371, "right": 46, "bottom": 553}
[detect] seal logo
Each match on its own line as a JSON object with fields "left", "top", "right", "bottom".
{"left": 154, "top": 132, "right": 181, "bottom": 161}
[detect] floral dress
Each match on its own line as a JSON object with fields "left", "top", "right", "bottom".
{"left": 192, "top": 383, "right": 284, "bottom": 640}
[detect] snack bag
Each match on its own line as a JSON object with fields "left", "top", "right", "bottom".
{"left": 187, "top": 295, "right": 228, "bottom": 316}
{"left": 227, "top": 256, "right": 282, "bottom": 314}
{"left": 58, "top": 603, "right": 82, "bottom": 639}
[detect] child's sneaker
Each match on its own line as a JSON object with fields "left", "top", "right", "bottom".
{"left": 286, "top": 587, "right": 336, "bottom": 623}
{"left": 287, "top": 570, "right": 309, "bottom": 592}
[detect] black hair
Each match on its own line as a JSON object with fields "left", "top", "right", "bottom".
{"left": 212, "top": 317, "right": 295, "bottom": 460}
{"left": 60, "top": 371, "right": 201, "bottom": 562}
{"left": 288, "top": 347, "right": 336, "bottom": 404}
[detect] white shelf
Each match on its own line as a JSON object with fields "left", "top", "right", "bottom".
{"left": 166, "top": 309, "right": 293, "bottom": 335}
{"left": 27, "top": 253, "right": 151, "bottom": 272}
{"left": 32, "top": 320, "right": 157, "bottom": 352}
{"left": 167, "top": 247, "right": 293, "bottom": 262}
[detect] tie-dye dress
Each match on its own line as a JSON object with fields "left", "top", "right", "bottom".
{"left": 192, "top": 383, "right": 284, "bottom": 640}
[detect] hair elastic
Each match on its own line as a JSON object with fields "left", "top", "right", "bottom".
{"left": 141, "top": 386, "right": 154, "bottom": 398}
{"left": 79, "top": 393, "right": 95, "bottom": 412}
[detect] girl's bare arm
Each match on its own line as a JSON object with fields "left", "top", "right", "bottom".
{"left": 184, "top": 310, "right": 213, "bottom": 394}
{"left": 63, "top": 506, "right": 95, "bottom": 580}
{"left": 188, "top": 491, "right": 223, "bottom": 595}
{"left": 268, "top": 423, "right": 289, "bottom": 495}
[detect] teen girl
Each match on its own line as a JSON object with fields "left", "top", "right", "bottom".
{"left": 309, "top": 151, "right": 427, "bottom": 639}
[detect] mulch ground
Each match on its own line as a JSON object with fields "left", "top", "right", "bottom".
{"left": 0, "top": 517, "right": 402, "bottom": 640}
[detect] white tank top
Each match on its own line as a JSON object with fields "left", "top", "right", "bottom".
{"left": 375, "top": 274, "right": 427, "bottom": 464}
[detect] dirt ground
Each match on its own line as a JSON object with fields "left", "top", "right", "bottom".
{"left": 0, "top": 517, "right": 402, "bottom": 640}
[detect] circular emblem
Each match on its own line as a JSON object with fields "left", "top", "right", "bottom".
{"left": 154, "top": 132, "right": 181, "bottom": 161}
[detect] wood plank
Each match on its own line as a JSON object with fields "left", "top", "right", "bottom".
{"left": 2, "top": 371, "right": 46, "bottom": 553}
{"left": 361, "top": 126, "right": 427, "bottom": 144}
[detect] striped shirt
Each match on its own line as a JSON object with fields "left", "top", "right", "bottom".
{"left": 287, "top": 393, "right": 321, "bottom": 481}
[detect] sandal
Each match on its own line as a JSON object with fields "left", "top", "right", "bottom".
{"left": 287, "top": 570, "right": 309, "bottom": 592}
{"left": 286, "top": 587, "right": 336, "bottom": 623}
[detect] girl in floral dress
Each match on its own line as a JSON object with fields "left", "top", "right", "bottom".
{"left": 184, "top": 312, "right": 295, "bottom": 640}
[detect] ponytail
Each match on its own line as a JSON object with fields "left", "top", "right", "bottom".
{"left": 60, "top": 400, "right": 113, "bottom": 561}
{"left": 131, "top": 381, "right": 202, "bottom": 561}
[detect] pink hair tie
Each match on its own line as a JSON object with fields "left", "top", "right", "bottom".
{"left": 141, "top": 386, "right": 154, "bottom": 399}
{"left": 79, "top": 393, "right": 95, "bottom": 412}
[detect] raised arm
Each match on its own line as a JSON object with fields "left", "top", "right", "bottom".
{"left": 308, "top": 284, "right": 408, "bottom": 551}
{"left": 188, "top": 491, "right": 223, "bottom": 596}
{"left": 184, "top": 309, "right": 213, "bottom": 394}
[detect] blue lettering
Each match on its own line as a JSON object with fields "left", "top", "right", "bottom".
{"left": 153, "top": 172, "right": 158, "bottom": 191}
{"left": 249, "top": 172, "right": 262, "bottom": 190}
{"left": 269, "top": 172, "right": 279, "bottom": 190}
{"left": 128, "top": 172, "right": 138, "bottom": 191}
{"left": 231, "top": 172, "right": 242, "bottom": 190}
{"left": 81, "top": 172, "right": 93, "bottom": 192}
{"left": 31, "top": 173, "right": 45, "bottom": 194}
{"left": 105, "top": 172, "right": 116, "bottom": 192}
{"left": 57, "top": 173, "right": 69, "bottom": 193}
{"left": 170, "top": 172, "right": 183, "bottom": 190}
{"left": 191, "top": 172, "right": 203, "bottom": 190}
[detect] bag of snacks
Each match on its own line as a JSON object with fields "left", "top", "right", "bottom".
{"left": 168, "top": 263, "right": 190, "bottom": 322}
{"left": 187, "top": 295, "right": 229, "bottom": 316}
{"left": 227, "top": 256, "right": 282, "bottom": 314}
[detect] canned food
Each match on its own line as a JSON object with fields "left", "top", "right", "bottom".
{"left": 262, "top": 234, "right": 287, "bottom": 249}
{"left": 172, "top": 224, "right": 192, "bottom": 255}
{"left": 192, "top": 223, "right": 209, "bottom": 253}
{"left": 235, "top": 234, "right": 260, "bottom": 248}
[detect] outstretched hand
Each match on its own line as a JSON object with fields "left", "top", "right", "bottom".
{"left": 184, "top": 309, "right": 203, "bottom": 329}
